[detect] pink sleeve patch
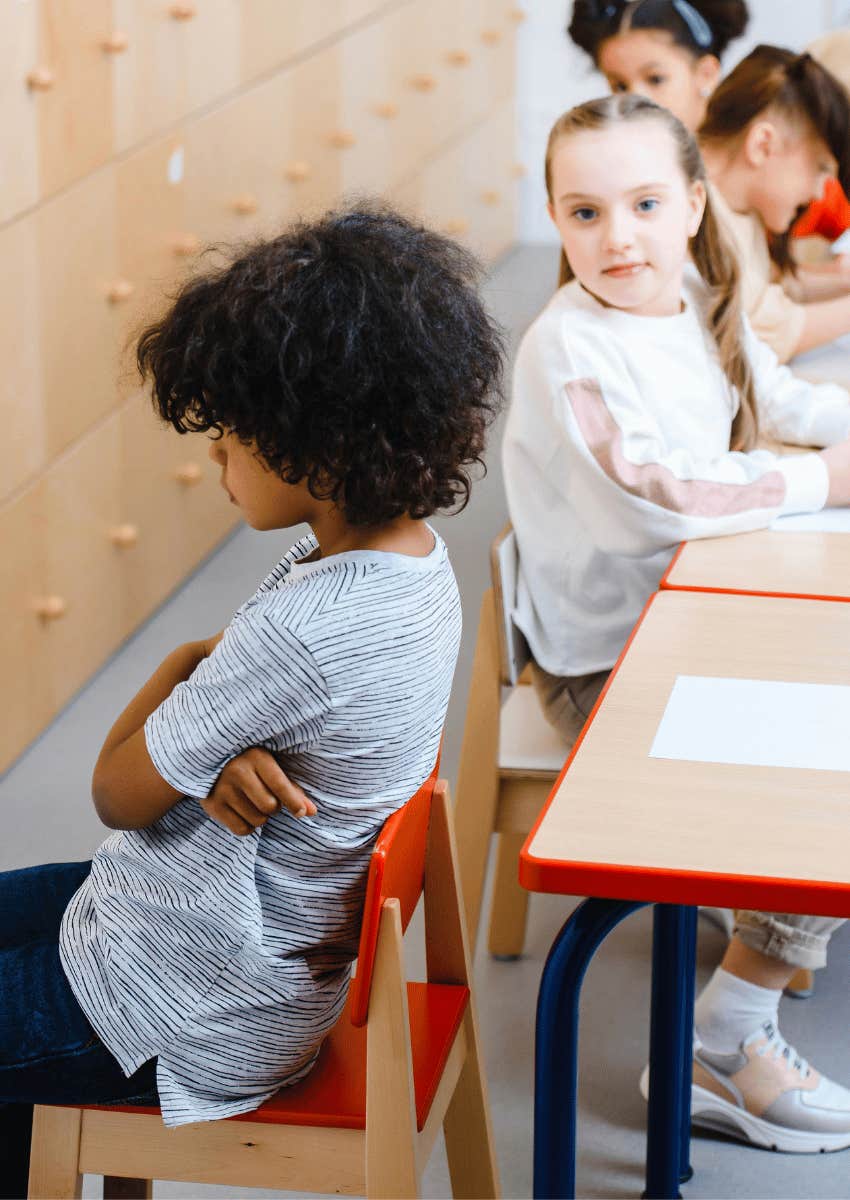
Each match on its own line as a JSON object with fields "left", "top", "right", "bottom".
{"left": 566, "top": 378, "right": 786, "bottom": 517}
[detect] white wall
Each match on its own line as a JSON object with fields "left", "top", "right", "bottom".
{"left": 516, "top": 0, "right": 842, "bottom": 242}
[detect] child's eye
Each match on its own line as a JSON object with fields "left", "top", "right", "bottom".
{"left": 636, "top": 197, "right": 659, "bottom": 213}
{"left": 571, "top": 206, "right": 598, "bottom": 222}
{"left": 611, "top": 81, "right": 627, "bottom": 93}
{"left": 648, "top": 74, "right": 666, "bottom": 86}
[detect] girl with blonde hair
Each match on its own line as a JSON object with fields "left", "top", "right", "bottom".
{"left": 503, "top": 93, "right": 850, "bottom": 1153}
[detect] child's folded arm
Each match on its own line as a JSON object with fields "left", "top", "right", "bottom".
{"left": 92, "top": 638, "right": 215, "bottom": 829}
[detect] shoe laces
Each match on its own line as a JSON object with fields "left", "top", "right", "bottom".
{"left": 756, "top": 1020, "right": 810, "bottom": 1079}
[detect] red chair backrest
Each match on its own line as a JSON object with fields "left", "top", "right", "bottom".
{"left": 348, "top": 764, "right": 438, "bottom": 1027}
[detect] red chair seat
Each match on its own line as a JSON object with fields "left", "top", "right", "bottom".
{"left": 84, "top": 982, "right": 469, "bottom": 1134}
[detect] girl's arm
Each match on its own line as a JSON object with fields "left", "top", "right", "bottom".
{"left": 506, "top": 323, "right": 846, "bottom": 561}
{"left": 793, "top": 292, "right": 850, "bottom": 355}
{"left": 92, "top": 632, "right": 224, "bottom": 829}
{"left": 791, "top": 259, "right": 850, "bottom": 303}
{"left": 746, "top": 320, "right": 850, "bottom": 448}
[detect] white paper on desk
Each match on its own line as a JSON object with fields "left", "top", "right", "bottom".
{"left": 649, "top": 675, "right": 850, "bottom": 772}
{"left": 770, "top": 507, "right": 850, "bottom": 532}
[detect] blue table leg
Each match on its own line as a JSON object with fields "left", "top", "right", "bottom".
{"left": 679, "top": 907, "right": 697, "bottom": 1184}
{"left": 534, "top": 897, "right": 646, "bottom": 1200}
{"left": 644, "top": 904, "right": 697, "bottom": 1199}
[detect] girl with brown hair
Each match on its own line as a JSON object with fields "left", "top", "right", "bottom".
{"left": 700, "top": 44, "right": 850, "bottom": 361}
{"left": 503, "top": 93, "right": 850, "bottom": 1153}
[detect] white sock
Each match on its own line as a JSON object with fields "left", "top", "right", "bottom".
{"left": 694, "top": 967, "right": 781, "bottom": 1054}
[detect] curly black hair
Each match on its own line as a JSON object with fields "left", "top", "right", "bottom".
{"left": 569, "top": 0, "right": 748, "bottom": 64}
{"left": 136, "top": 203, "right": 505, "bottom": 527}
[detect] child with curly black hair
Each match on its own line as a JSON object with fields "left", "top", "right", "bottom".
{"left": 0, "top": 203, "right": 504, "bottom": 1193}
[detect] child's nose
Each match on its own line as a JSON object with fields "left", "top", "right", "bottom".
{"left": 605, "top": 212, "right": 634, "bottom": 252}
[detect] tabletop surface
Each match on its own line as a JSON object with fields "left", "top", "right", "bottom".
{"left": 661, "top": 526, "right": 850, "bottom": 600}
{"left": 520, "top": 590, "right": 850, "bottom": 914}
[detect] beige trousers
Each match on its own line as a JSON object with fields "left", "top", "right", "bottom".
{"left": 530, "top": 663, "right": 845, "bottom": 970}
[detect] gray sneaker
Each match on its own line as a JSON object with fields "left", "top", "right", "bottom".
{"left": 692, "top": 1021, "right": 850, "bottom": 1153}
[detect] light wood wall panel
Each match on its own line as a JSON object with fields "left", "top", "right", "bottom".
{"left": 31, "top": 0, "right": 116, "bottom": 198}
{"left": 0, "top": 1, "right": 40, "bottom": 225}
{"left": 0, "top": 0, "right": 520, "bottom": 775}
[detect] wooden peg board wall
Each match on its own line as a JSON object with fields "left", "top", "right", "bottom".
{"left": 0, "top": 0, "right": 521, "bottom": 774}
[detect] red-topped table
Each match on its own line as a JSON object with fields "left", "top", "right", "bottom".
{"left": 521, "top": 589, "right": 850, "bottom": 1199}
{"left": 661, "top": 526, "right": 850, "bottom": 603}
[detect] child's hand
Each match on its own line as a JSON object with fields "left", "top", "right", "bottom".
{"left": 201, "top": 747, "right": 317, "bottom": 836}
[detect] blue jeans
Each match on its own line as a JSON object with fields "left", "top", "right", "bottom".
{"left": 0, "top": 861, "right": 159, "bottom": 1199}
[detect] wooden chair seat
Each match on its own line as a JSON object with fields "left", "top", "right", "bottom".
{"left": 499, "top": 685, "right": 567, "bottom": 775}
{"left": 83, "top": 982, "right": 470, "bottom": 1134}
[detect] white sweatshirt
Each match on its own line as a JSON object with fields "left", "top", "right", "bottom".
{"left": 502, "top": 270, "right": 850, "bottom": 676}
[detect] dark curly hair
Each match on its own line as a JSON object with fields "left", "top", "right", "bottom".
{"left": 568, "top": 0, "right": 748, "bottom": 64}
{"left": 136, "top": 203, "right": 505, "bottom": 527}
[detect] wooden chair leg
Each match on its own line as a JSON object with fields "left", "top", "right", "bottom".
{"left": 104, "top": 1179, "right": 153, "bottom": 1199}
{"left": 443, "top": 1007, "right": 501, "bottom": 1199}
{"left": 487, "top": 830, "right": 530, "bottom": 959}
{"left": 454, "top": 591, "right": 501, "bottom": 951}
{"left": 28, "top": 1106, "right": 83, "bottom": 1200}
{"left": 366, "top": 899, "right": 420, "bottom": 1199}
{"left": 426, "top": 783, "right": 501, "bottom": 1198}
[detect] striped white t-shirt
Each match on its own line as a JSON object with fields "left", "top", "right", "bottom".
{"left": 59, "top": 529, "right": 460, "bottom": 1127}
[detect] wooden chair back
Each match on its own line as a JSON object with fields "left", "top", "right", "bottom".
{"left": 349, "top": 765, "right": 437, "bottom": 1026}
{"left": 489, "top": 524, "right": 530, "bottom": 688}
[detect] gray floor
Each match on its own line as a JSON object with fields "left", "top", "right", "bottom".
{"left": 3, "top": 245, "right": 849, "bottom": 1199}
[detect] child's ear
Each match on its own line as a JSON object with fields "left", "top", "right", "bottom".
{"left": 694, "top": 53, "right": 721, "bottom": 100}
{"left": 743, "top": 119, "right": 778, "bottom": 168}
{"left": 687, "top": 179, "right": 707, "bottom": 238}
{"left": 546, "top": 200, "right": 557, "bottom": 225}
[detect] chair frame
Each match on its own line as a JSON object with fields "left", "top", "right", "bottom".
{"left": 454, "top": 525, "right": 561, "bottom": 958}
{"left": 28, "top": 781, "right": 499, "bottom": 1200}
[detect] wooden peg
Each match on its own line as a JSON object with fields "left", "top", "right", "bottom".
{"left": 34, "top": 596, "right": 67, "bottom": 621}
{"left": 446, "top": 49, "right": 471, "bottom": 67}
{"left": 175, "top": 462, "right": 203, "bottom": 486}
{"left": 169, "top": 3, "right": 196, "bottom": 19}
{"left": 443, "top": 218, "right": 470, "bottom": 236}
{"left": 373, "top": 101, "right": 400, "bottom": 119}
{"left": 26, "top": 67, "right": 54, "bottom": 91}
{"left": 172, "top": 233, "right": 200, "bottom": 256}
{"left": 109, "top": 524, "right": 139, "bottom": 549}
{"left": 509, "top": 6, "right": 528, "bottom": 21}
{"left": 481, "top": 28, "right": 503, "bottom": 45}
{"left": 480, "top": 189, "right": 501, "bottom": 206}
{"left": 284, "top": 160, "right": 311, "bottom": 182}
{"left": 327, "top": 130, "right": 356, "bottom": 149}
{"left": 107, "top": 280, "right": 135, "bottom": 303}
{"left": 510, "top": 162, "right": 528, "bottom": 178}
{"left": 231, "top": 193, "right": 258, "bottom": 215}
{"left": 408, "top": 73, "right": 437, "bottom": 92}
{"left": 101, "top": 32, "right": 129, "bottom": 53}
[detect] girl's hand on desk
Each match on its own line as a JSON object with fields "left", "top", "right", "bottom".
{"left": 821, "top": 439, "right": 850, "bottom": 506}
{"left": 202, "top": 747, "right": 317, "bottom": 836}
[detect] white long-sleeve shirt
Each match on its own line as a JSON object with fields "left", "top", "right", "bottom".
{"left": 502, "top": 270, "right": 850, "bottom": 676}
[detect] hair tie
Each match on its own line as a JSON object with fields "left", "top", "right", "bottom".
{"left": 588, "top": 0, "right": 624, "bottom": 19}
{"left": 670, "top": 0, "right": 714, "bottom": 49}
